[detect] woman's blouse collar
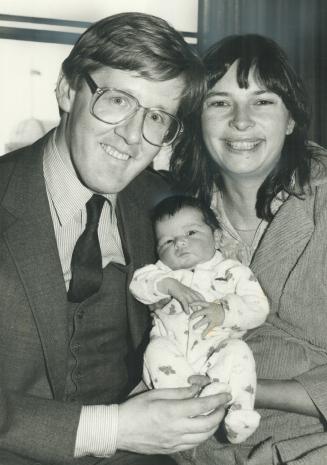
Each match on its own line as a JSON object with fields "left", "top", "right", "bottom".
{"left": 210, "top": 189, "right": 287, "bottom": 266}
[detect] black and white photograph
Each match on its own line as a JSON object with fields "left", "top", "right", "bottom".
{"left": 0, "top": 1, "right": 327, "bottom": 464}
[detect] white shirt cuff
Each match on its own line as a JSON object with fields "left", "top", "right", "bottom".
{"left": 74, "top": 404, "right": 119, "bottom": 457}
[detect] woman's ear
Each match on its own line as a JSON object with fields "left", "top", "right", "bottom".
{"left": 55, "top": 70, "right": 75, "bottom": 113}
{"left": 214, "top": 229, "right": 220, "bottom": 249}
{"left": 286, "top": 117, "right": 295, "bottom": 135}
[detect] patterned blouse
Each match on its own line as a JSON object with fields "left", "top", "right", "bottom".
{"left": 210, "top": 189, "right": 287, "bottom": 266}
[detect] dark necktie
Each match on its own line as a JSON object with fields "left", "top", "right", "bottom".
{"left": 68, "top": 194, "right": 106, "bottom": 303}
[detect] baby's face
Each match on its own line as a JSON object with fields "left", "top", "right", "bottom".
{"left": 156, "top": 207, "right": 216, "bottom": 270}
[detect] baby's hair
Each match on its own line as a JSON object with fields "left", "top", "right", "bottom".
{"left": 151, "top": 195, "right": 220, "bottom": 231}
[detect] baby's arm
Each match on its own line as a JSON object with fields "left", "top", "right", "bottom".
{"left": 213, "top": 261, "right": 269, "bottom": 331}
{"left": 129, "top": 264, "right": 174, "bottom": 305}
{"left": 129, "top": 264, "right": 203, "bottom": 312}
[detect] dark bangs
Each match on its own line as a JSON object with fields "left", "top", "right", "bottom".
{"left": 204, "top": 34, "right": 309, "bottom": 131}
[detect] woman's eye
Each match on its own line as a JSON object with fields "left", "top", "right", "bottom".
{"left": 255, "top": 99, "right": 274, "bottom": 106}
{"left": 206, "top": 100, "right": 229, "bottom": 108}
{"left": 186, "top": 230, "right": 196, "bottom": 236}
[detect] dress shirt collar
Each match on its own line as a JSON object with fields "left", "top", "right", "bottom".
{"left": 43, "top": 129, "right": 117, "bottom": 225}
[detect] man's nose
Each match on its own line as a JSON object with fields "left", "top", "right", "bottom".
{"left": 229, "top": 103, "right": 255, "bottom": 131}
{"left": 114, "top": 110, "right": 144, "bottom": 145}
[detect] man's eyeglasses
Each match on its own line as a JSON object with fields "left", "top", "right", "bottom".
{"left": 84, "top": 73, "right": 183, "bottom": 147}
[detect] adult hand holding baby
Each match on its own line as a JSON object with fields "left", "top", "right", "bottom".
{"left": 117, "top": 385, "right": 231, "bottom": 454}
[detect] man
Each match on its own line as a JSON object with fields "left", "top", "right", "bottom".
{"left": 0, "top": 12, "right": 230, "bottom": 465}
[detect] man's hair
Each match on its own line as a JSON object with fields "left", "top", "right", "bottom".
{"left": 152, "top": 195, "right": 220, "bottom": 232}
{"left": 61, "top": 12, "right": 205, "bottom": 121}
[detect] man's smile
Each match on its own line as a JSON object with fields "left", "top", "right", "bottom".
{"left": 100, "top": 142, "right": 131, "bottom": 161}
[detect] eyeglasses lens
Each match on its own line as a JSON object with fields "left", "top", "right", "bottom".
{"left": 92, "top": 90, "right": 179, "bottom": 146}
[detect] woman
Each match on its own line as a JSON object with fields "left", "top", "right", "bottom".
{"left": 171, "top": 34, "right": 327, "bottom": 465}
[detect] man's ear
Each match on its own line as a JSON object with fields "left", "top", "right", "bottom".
{"left": 286, "top": 117, "right": 295, "bottom": 135}
{"left": 55, "top": 70, "right": 75, "bottom": 113}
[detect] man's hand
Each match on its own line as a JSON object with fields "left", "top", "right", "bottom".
{"left": 117, "top": 385, "right": 231, "bottom": 454}
{"left": 157, "top": 278, "right": 204, "bottom": 314}
{"left": 190, "top": 301, "right": 225, "bottom": 338}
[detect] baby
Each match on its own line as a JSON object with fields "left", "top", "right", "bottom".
{"left": 130, "top": 195, "right": 269, "bottom": 443}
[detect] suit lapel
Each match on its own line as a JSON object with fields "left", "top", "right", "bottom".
{"left": 1, "top": 140, "right": 68, "bottom": 399}
{"left": 117, "top": 177, "right": 156, "bottom": 348}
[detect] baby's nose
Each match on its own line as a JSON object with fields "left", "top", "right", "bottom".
{"left": 174, "top": 236, "right": 187, "bottom": 248}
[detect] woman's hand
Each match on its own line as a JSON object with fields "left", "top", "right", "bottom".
{"left": 256, "top": 379, "right": 320, "bottom": 417}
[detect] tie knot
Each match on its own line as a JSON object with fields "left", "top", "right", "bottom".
{"left": 86, "top": 194, "right": 106, "bottom": 228}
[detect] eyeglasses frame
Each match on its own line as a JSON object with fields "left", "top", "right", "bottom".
{"left": 83, "top": 72, "right": 183, "bottom": 147}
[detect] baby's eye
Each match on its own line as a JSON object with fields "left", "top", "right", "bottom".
{"left": 186, "top": 230, "right": 197, "bottom": 236}
{"left": 164, "top": 239, "right": 174, "bottom": 246}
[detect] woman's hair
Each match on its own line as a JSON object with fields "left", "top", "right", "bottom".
{"left": 171, "top": 34, "right": 317, "bottom": 221}
{"left": 61, "top": 12, "right": 205, "bottom": 123}
{"left": 152, "top": 195, "right": 220, "bottom": 232}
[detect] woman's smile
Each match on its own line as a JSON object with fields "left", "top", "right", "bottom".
{"left": 224, "top": 138, "right": 263, "bottom": 152}
{"left": 202, "top": 61, "right": 294, "bottom": 180}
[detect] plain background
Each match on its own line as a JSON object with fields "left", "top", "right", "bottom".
{"left": 1, "top": 0, "right": 326, "bottom": 155}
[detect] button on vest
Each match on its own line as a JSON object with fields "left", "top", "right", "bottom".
{"left": 65, "top": 261, "right": 132, "bottom": 404}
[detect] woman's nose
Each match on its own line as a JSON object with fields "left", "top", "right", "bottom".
{"left": 229, "top": 103, "right": 255, "bottom": 131}
{"left": 114, "top": 110, "right": 144, "bottom": 145}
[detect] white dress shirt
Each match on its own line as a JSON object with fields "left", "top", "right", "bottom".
{"left": 43, "top": 130, "right": 124, "bottom": 457}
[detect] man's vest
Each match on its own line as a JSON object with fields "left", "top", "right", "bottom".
{"left": 64, "top": 261, "right": 133, "bottom": 404}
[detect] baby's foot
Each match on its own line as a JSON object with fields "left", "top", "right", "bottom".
{"left": 200, "top": 381, "right": 231, "bottom": 397}
{"left": 199, "top": 382, "right": 231, "bottom": 415}
{"left": 224, "top": 409, "right": 260, "bottom": 443}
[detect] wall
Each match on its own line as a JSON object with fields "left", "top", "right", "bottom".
{"left": 0, "top": 0, "right": 198, "bottom": 32}
{"left": 197, "top": 0, "right": 327, "bottom": 147}
{"left": 0, "top": 0, "right": 198, "bottom": 154}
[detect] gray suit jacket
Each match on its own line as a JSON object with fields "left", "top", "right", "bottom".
{"left": 0, "top": 134, "right": 171, "bottom": 465}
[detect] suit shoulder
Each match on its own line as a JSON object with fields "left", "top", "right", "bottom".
{"left": 137, "top": 167, "right": 172, "bottom": 194}
{"left": 0, "top": 147, "right": 28, "bottom": 197}
{"left": 0, "top": 136, "right": 48, "bottom": 199}
{"left": 141, "top": 167, "right": 171, "bottom": 189}
{"left": 125, "top": 168, "right": 173, "bottom": 212}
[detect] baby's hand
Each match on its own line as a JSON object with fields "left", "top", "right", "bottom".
{"left": 149, "top": 298, "right": 171, "bottom": 312}
{"left": 157, "top": 278, "right": 204, "bottom": 314}
{"left": 190, "top": 301, "right": 225, "bottom": 338}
